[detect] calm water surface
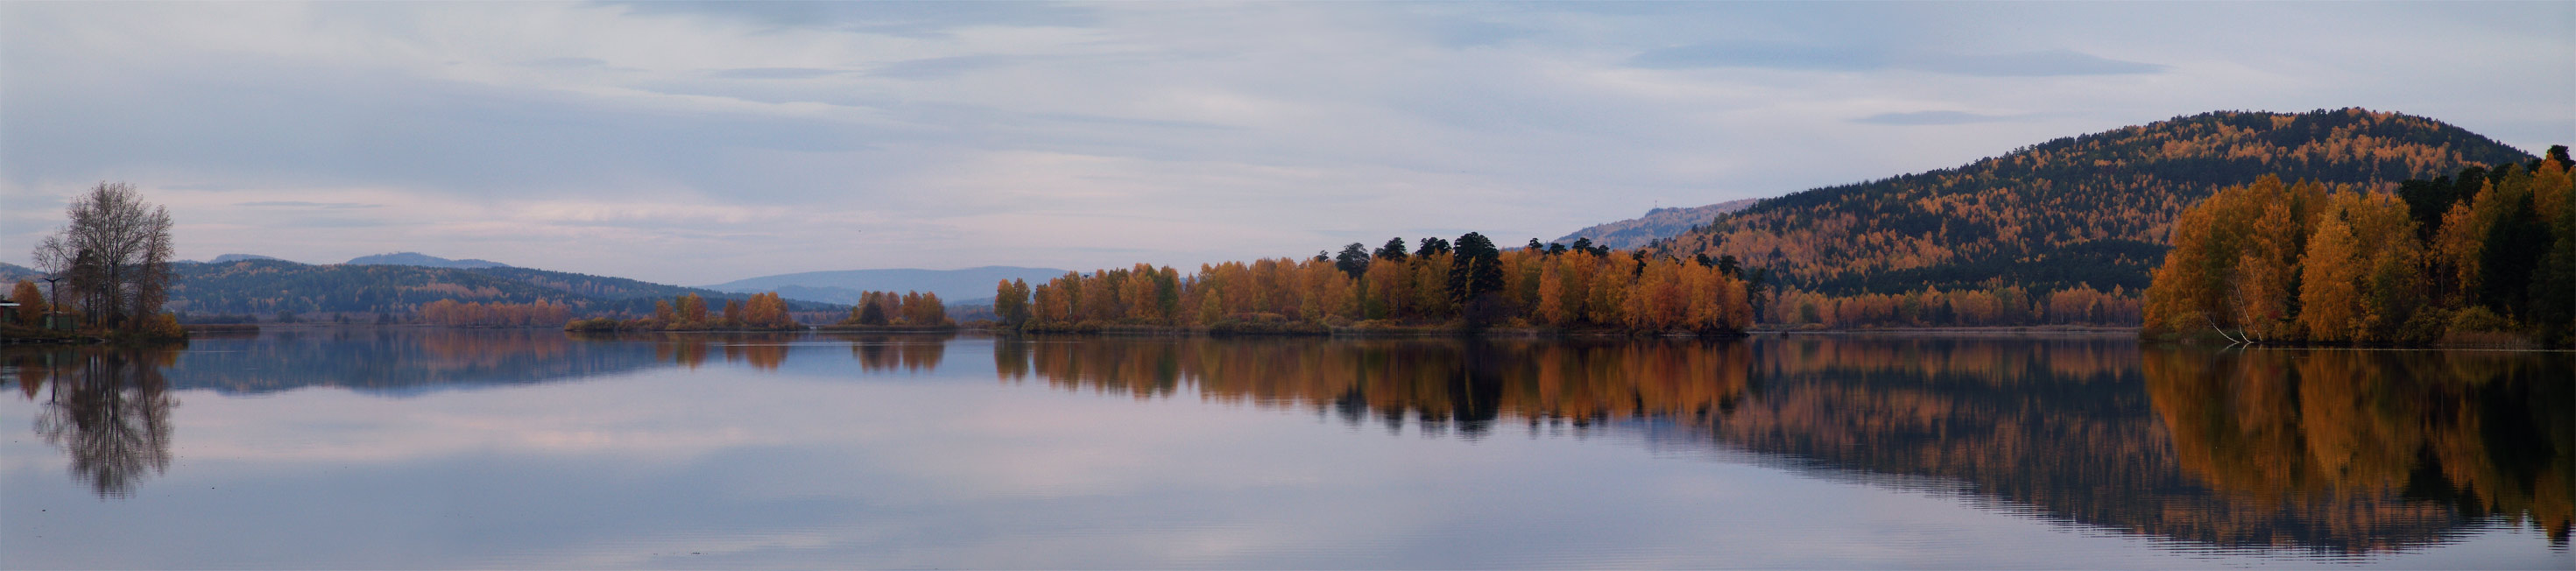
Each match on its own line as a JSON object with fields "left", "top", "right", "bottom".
{"left": 3, "top": 329, "right": 2569, "bottom": 568}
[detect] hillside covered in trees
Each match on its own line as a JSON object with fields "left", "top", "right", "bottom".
{"left": 1648, "top": 109, "right": 2535, "bottom": 326}
{"left": 2, "top": 258, "right": 840, "bottom": 322}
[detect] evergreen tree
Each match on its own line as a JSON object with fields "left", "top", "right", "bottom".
{"left": 2530, "top": 173, "right": 2576, "bottom": 342}
{"left": 856, "top": 293, "right": 889, "bottom": 326}
{"left": 1334, "top": 243, "right": 1372, "bottom": 278}
{"left": 1449, "top": 232, "right": 1504, "bottom": 307}
{"left": 1414, "top": 236, "right": 1451, "bottom": 257}
{"left": 2480, "top": 192, "right": 2548, "bottom": 317}
{"left": 1374, "top": 237, "right": 1409, "bottom": 261}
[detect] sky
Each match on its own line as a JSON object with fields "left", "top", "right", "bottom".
{"left": 3, "top": 2, "right": 2570, "bottom": 286}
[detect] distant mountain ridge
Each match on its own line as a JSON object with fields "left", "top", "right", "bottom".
{"left": 701, "top": 266, "right": 1069, "bottom": 303}
{"left": 1648, "top": 108, "right": 2538, "bottom": 295}
{"left": 208, "top": 253, "right": 282, "bottom": 264}
{"left": 0, "top": 258, "right": 840, "bottom": 319}
{"left": 347, "top": 251, "right": 512, "bottom": 269}
{"left": 1556, "top": 198, "right": 1760, "bottom": 250}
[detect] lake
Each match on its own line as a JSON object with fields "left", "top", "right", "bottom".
{"left": 3, "top": 329, "right": 2569, "bottom": 568}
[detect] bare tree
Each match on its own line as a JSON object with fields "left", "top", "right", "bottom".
{"left": 33, "top": 182, "right": 174, "bottom": 332}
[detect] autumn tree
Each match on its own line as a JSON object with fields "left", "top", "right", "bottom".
{"left": 904, "top": 292, "right": 950, "bottom": 326}
{"left": 674, "top": 293, "right": 709, "bottom": 326}
{"left": 2345, "top": 191, "right": 2428, "bottom": 342}
{"left": 11, "top": 280, "right": 45, "bottom": 326}
{"left": 2298, "top": 197, "right": 2365, "bottom": 342}
{"left": 994, "top": 278, "right": 1032, "bottom": 327}
{"left": 740, "top": 292, "right": 795, "bottom": 329}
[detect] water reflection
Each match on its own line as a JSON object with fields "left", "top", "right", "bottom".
{"left": 993, "top": 336, "right": 2572, "bottom": 553}
{"left": 618, "top": 332, "right": 954, "bottom": 371}
{"left": 997, "top": 337, "right": 1748, "bottom": 439}
{"left": 633, "top": 333, "right": 797, "bottom": 370}
{"left": 178, "top": 328, "right": 666, "bottom": 394}
{"left": 2145, "top": 348, "right": 2572, "bottom": 551}
{"left": 829, "top": 333, "right": 951, "bottom": 372}
{"left": 9, "top": 345, "right": 184, "bottom": 498}
{"left": 6, "top": 329, "right": 2562, "bottom": 557}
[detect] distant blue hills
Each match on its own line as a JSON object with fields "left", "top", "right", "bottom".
{"left": 0, "top": 253, "right": 1066, "bottom": 315}
{"left": 700, "top": 266, "right": 1069, "bottom": 305}
{"left": 345, "top": 251, "right": 512, "bottom": 269}
{"left": 185, "top": 251, "right": 508, "bottom": 267}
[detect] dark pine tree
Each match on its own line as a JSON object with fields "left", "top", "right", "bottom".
{"left": 1334, "top": 243, "right": 1373, "bottom": 278}
{"left": 1375, "top": 237, "right": 1410, "bottom": 261}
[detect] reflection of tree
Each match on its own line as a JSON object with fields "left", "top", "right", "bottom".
{"left": 9, "top": 350, "right": 52, "bottom": 399}
{"left": 654, "top": 336, "right": 711, "bottom": 369}
{"left": 21, "top": 345, "right": 183, "bottom": 499}
{"left": 999, "top": 337, "right": 1749, "bottom": 439}
{"left": 2146, "top": 348, "right": 2572, "bottom": 547}
{"left": 836, "top": 334, "right": 950, "bottom": 372}
{"left": 722, "top": 341, "right": 789, "bottom": 371}
{"left": 655, "top": 332, "right": 909, "bottom": 371}
{"left": 1001, "top": 335, "right": 2571, "bottom": 553}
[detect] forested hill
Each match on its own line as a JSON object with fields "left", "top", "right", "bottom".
{"left": 0, "top": 259, "right": 841, "bottom": 319}
{"left": 1649, "top": 108, "right": 2536, "bottom": 296}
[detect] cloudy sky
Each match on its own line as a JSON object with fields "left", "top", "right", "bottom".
{"left": 3, "top": 2, "right": 2569, "bottom": 285}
